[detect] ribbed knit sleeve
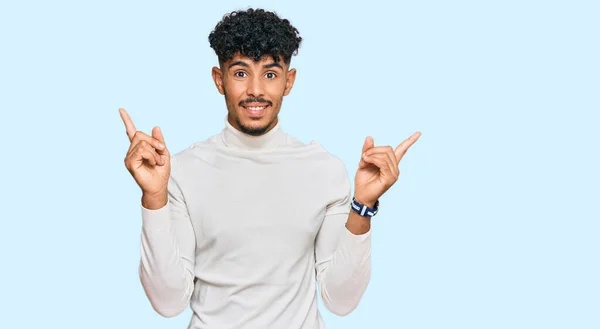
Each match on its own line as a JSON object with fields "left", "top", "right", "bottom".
{"left": 314, "top": 160, "right": 372, "bottom": 316}
{"left": 138, "top": 156, "right": 197, "bottom": 317}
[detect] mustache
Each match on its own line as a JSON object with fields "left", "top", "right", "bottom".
{"left": 239, "top": 98, "right": 273, "bottom": 107}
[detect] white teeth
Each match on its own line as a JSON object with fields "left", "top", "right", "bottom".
{"left": 247, "top": 106, "right": 265, "bottom": 111}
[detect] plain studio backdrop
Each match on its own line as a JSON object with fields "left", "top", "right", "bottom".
{"left": 0, "top": 0, "right": 598, "bottom": 328}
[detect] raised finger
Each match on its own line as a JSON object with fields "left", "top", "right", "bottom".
{"left": 119, "top": 108, "right": 137, "bottom": 141}
{"left": 394, "top": 132, "right": 421, "bottom": 163}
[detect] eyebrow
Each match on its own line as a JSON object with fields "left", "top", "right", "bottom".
{"left": 228, "top": 61, "right": 249, "bottom": 68}
{"left": 228, "top": 61, "right": 283, "bottom": 70}
{"left": 263, "top": 62, "right": 283, "bottom": 70}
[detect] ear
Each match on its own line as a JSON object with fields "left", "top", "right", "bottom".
{"left": 283, "top": 68, "right": 297, "bottom": 96}
{"left": 212, "top": 66, "right": 225, "bottom": 95}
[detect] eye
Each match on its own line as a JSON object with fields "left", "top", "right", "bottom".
{"left": 265, "top": 72, "right": 277, "bottom": 79}
{"left": 234, "top": 71, "right": 247, "bottom": 78}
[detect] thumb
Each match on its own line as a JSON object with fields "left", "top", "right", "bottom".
{"left": 152, "top": 126, "right": 169, "bottom": 155}
{"left": 362, "top": 136, "right": 374, "bottom": 153}
{"left": 359, "top": 136, "right": 374, "bottom": 168}
{"left": 152, "top": 126, "right": 165, "bottom": 143}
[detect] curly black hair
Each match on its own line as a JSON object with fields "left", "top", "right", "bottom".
{"left": 208, "top": 8, "right": 302, "bottom": 65}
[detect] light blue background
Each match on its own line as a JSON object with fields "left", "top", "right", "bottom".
{"left": 1, "top": 0, "right": 598, "bottom": 328}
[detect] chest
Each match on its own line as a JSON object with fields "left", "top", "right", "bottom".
{"left": 182, "top": 159, "right": 332, "bottom": 257}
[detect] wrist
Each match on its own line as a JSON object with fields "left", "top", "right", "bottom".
{"left": 142, "top": 189, "right": 168, "bottom": 210}
{"left": 351, "top": 196, "right": 379, "bottom": 218}
{"left": 346, "top": 211, "right": 371, "bottom": 234}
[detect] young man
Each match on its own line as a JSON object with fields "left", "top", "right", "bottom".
{"left": 120, "top": 8, "right": 420, "bottom": 329}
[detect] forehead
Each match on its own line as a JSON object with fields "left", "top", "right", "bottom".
{"left": 224, "top": 53, "right": 286, "bottom": 69}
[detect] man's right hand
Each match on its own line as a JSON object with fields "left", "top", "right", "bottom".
{"left": 120, "top": 108, "right": 171, "bottom": 209}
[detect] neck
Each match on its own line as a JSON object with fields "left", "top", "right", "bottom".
{"left": 221, "top": 116, "right": 287, "bottom": 149}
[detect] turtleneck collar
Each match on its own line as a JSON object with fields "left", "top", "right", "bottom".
{"left": 221, "top": 116, "right": 287, "bottom": 149}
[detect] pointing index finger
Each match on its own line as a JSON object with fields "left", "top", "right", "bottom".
{"left": 394, "top": 131, "right": 421, "bottom": 164}
{"left": 119, "top": 108, "right": 137, "bottom": 141}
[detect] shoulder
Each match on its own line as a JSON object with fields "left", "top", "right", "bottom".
{"left": 309, "top": 142, "right": 351, "bottom": 184}
{"left": 171, "top": 138, "right": 216, "bottom": 160}
{"left": 167, "top": 134, "right": 221, "bottom": 171}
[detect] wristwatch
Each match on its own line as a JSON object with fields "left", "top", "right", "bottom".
{"left": 351, "top": 197, "right": 379, "bottom": 217}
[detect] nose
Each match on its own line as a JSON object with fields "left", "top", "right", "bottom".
{"left": 246, "top": 74, "right": 265, "bottom": 98}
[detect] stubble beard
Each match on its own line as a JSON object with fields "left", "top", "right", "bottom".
{"left": 235, "top": 116, "right": 275, "bottom": 136}
{"left": 224, "top": 90, "right": 281, "bottom": 136}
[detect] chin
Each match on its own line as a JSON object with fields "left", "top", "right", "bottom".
{"left": 236, "top": 110, "right": 276, "bottom": 136}
{"left": 240, "top": 124, "right": 270, "bottom": 136}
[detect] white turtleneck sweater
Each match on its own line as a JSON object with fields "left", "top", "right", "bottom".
{"left": 139, "top": 118, "right": 371, "bottom": 329}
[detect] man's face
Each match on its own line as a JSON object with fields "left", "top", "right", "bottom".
{"left": 212, "top": 53, "right": 297, "bottom": 136}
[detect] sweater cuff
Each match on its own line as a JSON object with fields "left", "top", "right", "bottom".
{"left": 341, "top": 227, "right": 371, "bottom": 253}
{"left": 140, "top": 203, "right": 171, "bottom": 232}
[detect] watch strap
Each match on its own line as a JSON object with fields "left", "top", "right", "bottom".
{"left": 351, "top": 197, "right": 379, "bottom": 217}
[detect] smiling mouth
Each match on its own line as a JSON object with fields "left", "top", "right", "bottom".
{"left": 242, "top": 104, "right": 269, "bottom": 117}
{"left": 242, "top": 105, "right": 268, "bottom": 111}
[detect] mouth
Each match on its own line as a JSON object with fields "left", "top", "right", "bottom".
{"left": 241, "top": 104, "right": 269, "bottom": 118}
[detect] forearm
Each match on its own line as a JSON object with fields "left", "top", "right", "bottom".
{"left": 345, "top": 210, "right": 371, "bottom": 235}
{"left": 139, "top": 201, "right": 194, "bottom": 318}
{"left": 318, "top": 213, "right": 372, "bottom": 316}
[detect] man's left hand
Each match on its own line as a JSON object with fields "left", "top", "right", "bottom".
{"left": 353, "top": 132, "right": 421, "bottom": 208}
